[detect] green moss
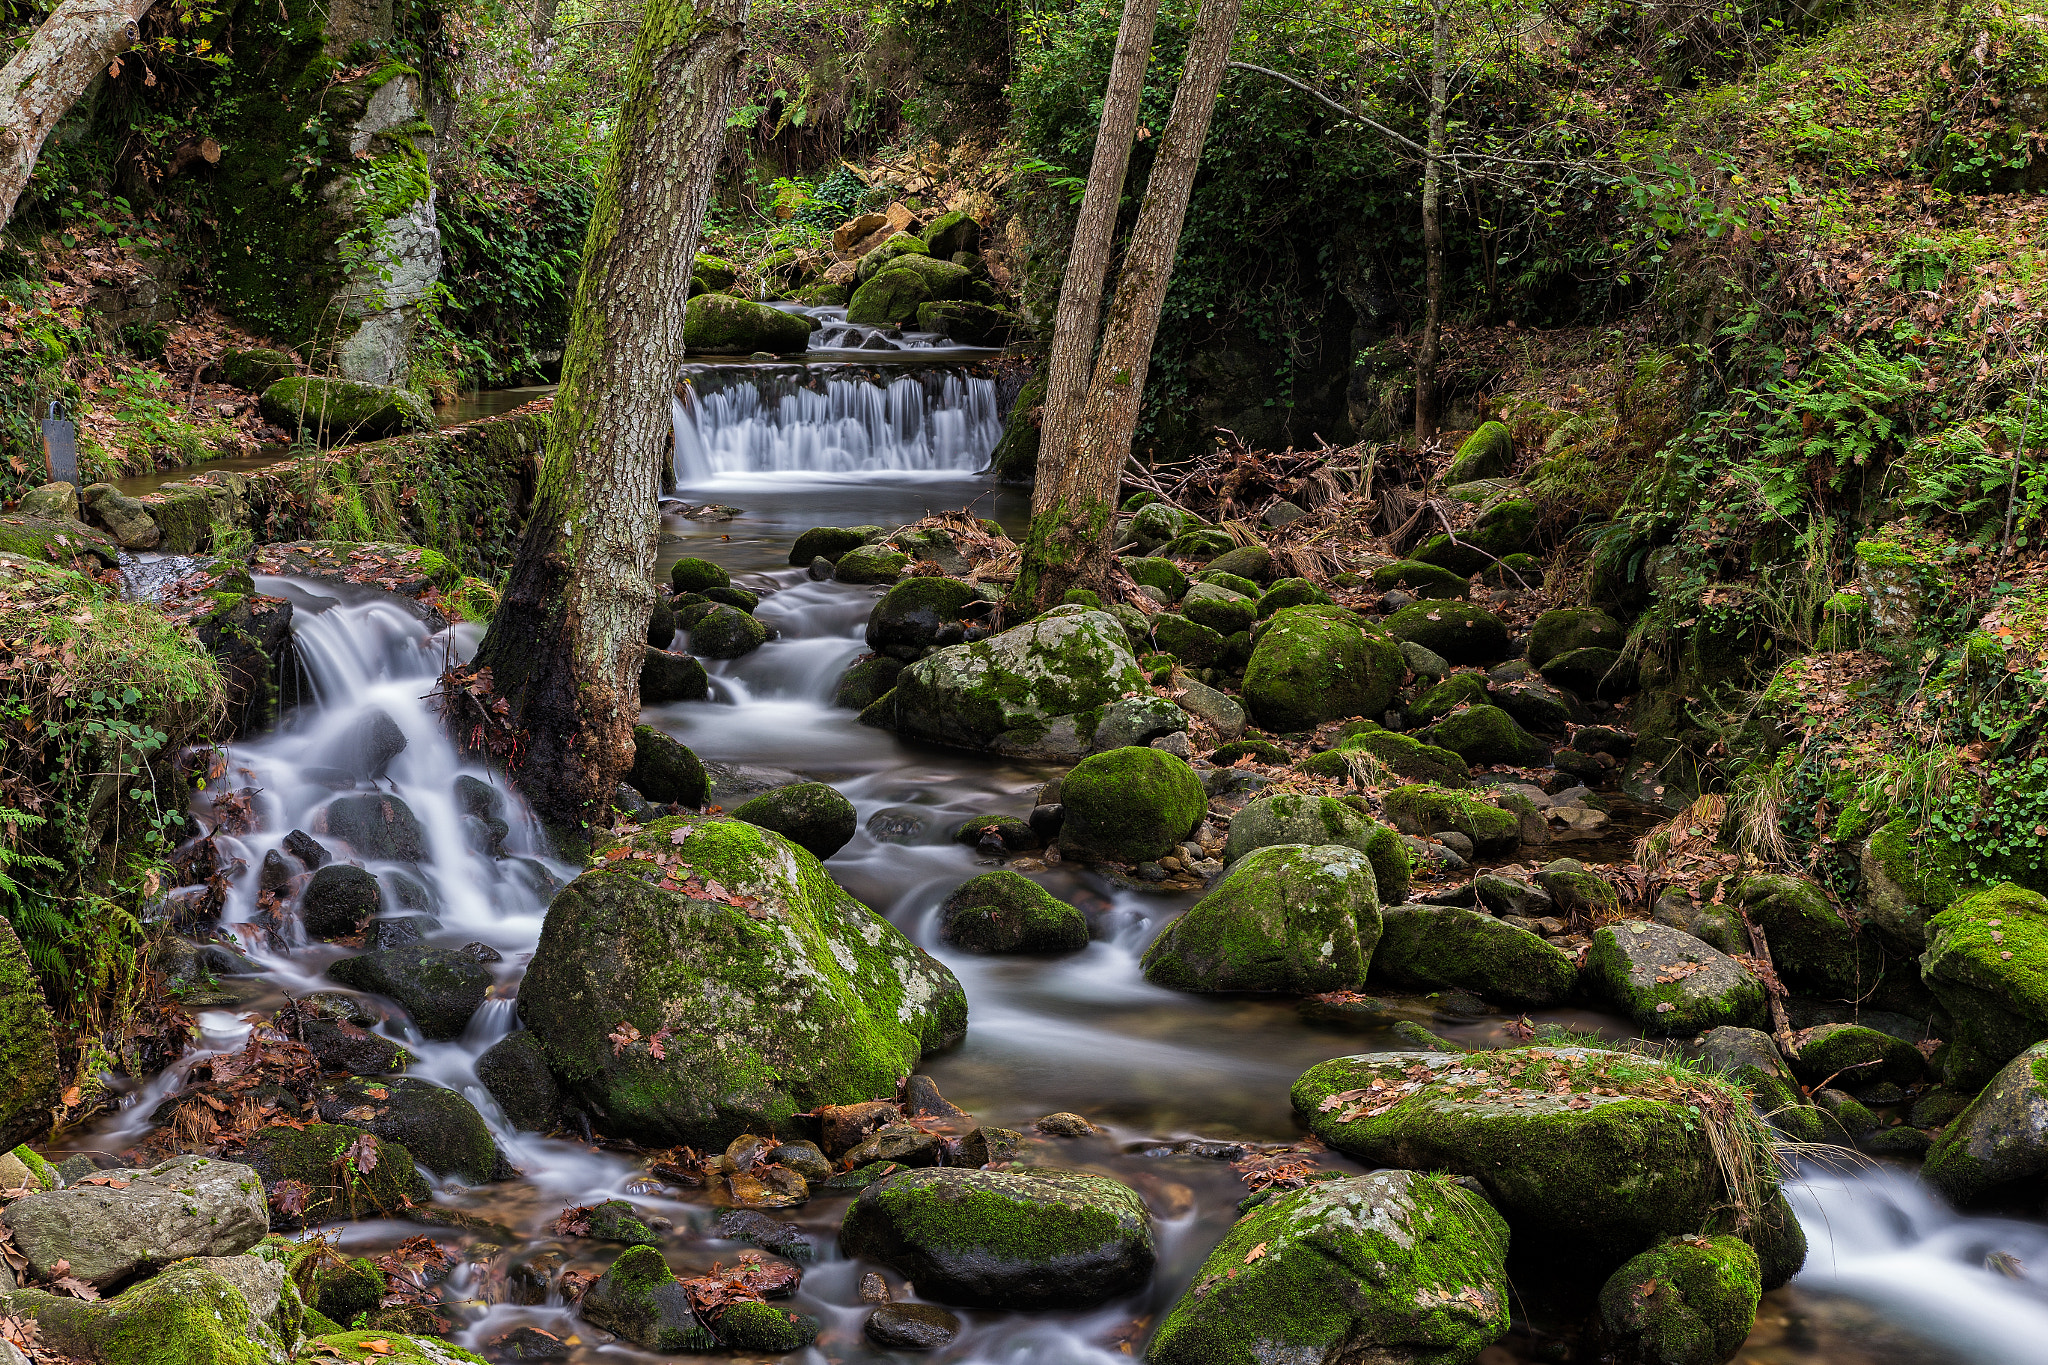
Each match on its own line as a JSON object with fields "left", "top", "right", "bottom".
{"left": 11, "top": 1257, "right": 290, "bottom": 1365}
{"left": 257, "top": 378, "right": 432, "bottom": 443}
{"left": 1383, "top": 602, "right": 1511, "bottom": 665}
{"left": 1334, "top": 729, "right": 1473, "bottom": 787}
{"left": 1601, "top": 1237, "right": 1762, "bottom": 1363}
{"left": 288, "top": 1246, "right": 385, "bottom": 1324}
{"left": 1368, "top": 559, "right": 1469, "bottom": 599}
{"left": 238, "top": 1122, "right": 431, "bottom": 1225}
{"left": 940, "top": 871, "right": 1089, "bottom": 953}
{"left": 684, "top": 293, "right": 812, "bottom": 354}
{"left": 1421, "top": 704, "right": 1550, "bottom": 767}
{"left": 1058, "top": 747, "right": 1207, "bottom": 862}
{"left": 1381, "top": 784, "right": 1520, "bottom": 854}
{"left": 1445, "top": 421, "right": 1514, "bottom": 482}
{"left": 1143, "top": 844, "right": 1383, "bottom": 993}
{"left": 1150, "top": 612, "right": 1229, "bottom": 666}
{"left": 1243, "top": 608, "right": 1405, "bottom": 731}
{"left": 9, "top": 1144, "right": 55, "bottom": 1189}
{"left": 855, "top": 232, "right": 932, "bottom": 283}
{"left": 789, "top": 526, "right": 869, "bottom": 564}
{"left": 848, "top": 258, "right": 973, "bottom": 326}
{"left": 1371, "top": 906, "right": 1579, "bottom": 1006}
{"left": 716, "top": 1300, "right": 821, "bottom": 1352}
{"left": 305, "top": 1332, "right": 488, "bottom": 1364}
{"left": 669, "top": 556, "right": 730, "bottom": 592}
{"left": 1528, "top": 607, "right": 1623, "bottom": 670}
{"left": 1122, "top": 556, "right": 1188, "bottom": 600}
{"left": 1922, "top": 882, "right": 2048, "bottom": 1088}
{"left": 1182, "top": 583, "right": 1258, "bottom": 636}
{"left": 1407, "top": 672, "right": 1491, "bottom": 725}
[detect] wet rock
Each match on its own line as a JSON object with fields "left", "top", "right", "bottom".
{"left": 1474, "top": 873, "right": 1552, "bottom": 918}
{"left": 1922, "top": 1040, "right": 2048, "bottom": 1204}
{"left": 579, "top": 1245, "right": 716, "bottom": 1351}
{"left": 578, "top": 1198, "right": 662, "bottom": 1245}
{"left": 835, "top": 656, "right": 905, "bottom": 710}
{"left": 1919, "top": 882, "right": 2048, "bottom": 1088}
{"left": 283, "top": 828, "right": 330, "bottom": 870}
{"left": 1584, "top": 921, "right": 1766, "bottom": 1035}
{"left": 1057, "top": 746, "right": 1206, "bottom": 864}
{"left": 627, "top": 725, "right": 707, "bottom": 807}
{"left": 732, "top": 781, "right": 857, "bottom": 860}
{"left": 1598, "top": 1235, "right": 1761, "bottom": 1365}
{"left": 951, "top": 814, "right": 1039, "bottom": 852}
{"left": 789, "top": 527, "right": 869, "bottom": 565}
{"left": 714, "top": 1300, "right": 821, "bottom": 1351}
{"left": 807, "top": 555, "right": 834, "bottom": 579}
{"left": 313, "top": 1075, "right": 513, "bottom": 1184}
{"left": 1788, "top": 1023, "right": 1929, "bottom": 1089}
{"left": 366, "top": 913, "right": 437, "bottom": 951}
{"left": 691, "top": 603, "right": 770, "bottom": 659}
{"left": 640, "top": 647, "right": 711, "bottom": 703}
{"left": 940, "top": 871, "right": 1088, "bottom": 954}
{"left": 320, "top": 708, "right": 408, "bottom": 781}
{"left": 867, "top": 576, "right": 990, "bottom": 660}
{"left": 838, "top": 1167, "right": 1154, "bottom": 1310}
{"left": 488, "top": 1326, "right": 571, "bottom": 1360}
{"left": 1143, "top": 845, "right": 1382, "bottom": 994}
{"left": 1242, "top": 607, "right": 1405, "bottom": 731}
{"left": 835, "top": 543, "right": 912, "bottom": 584}
{"left": 325, "top": 792, "right": 431, "bottom": 863}
{"left": 766, "top": 1141, "right": 833, "bottom": 1182}
{"left": 864, "top": 1302, "right": 961, "bottom": 1349}
{"left": 718, "top": 1208, "right": 815, "bottom": 1261}
{"left": 843, "top": 1124, "right": 946, "bottom": 1167}
{"left": 887, "top": 606, "right": 1149, "bottom": 754}
{"left": 0, "top": 1154, "right": 266, "bottom": 1287}
{"left": 703, "top": 584, "right": 760, "bottom": 614}
{"left": 1370, "top": 906, "right": 1578, "bottom": 1006}
{"left": 477, "top": 1032, "right": 564, "bottom": 1133}
{"left": 294, "top": 999, "right": 412, "bottom": 1076}
{"left": 519, "top": 815, "right": 964, "bottom": 1148}
{"left": 240, "top": 1123, "right": 432, "bottom": 1228}
{"left": 1692, "top": 1027, "right": 1825, "bottom": 1145}
{"left": 9, "top": 1256, "right": 295, "bottom": 1365}
{"left": 669, "top": 556, "right": 730, "bottom": 594}
{"left": 1149, "top": 1171, "right": 1509, "bottom": 1365}
{"left": 1035, "top": 1112, "right": 1097, "bottom": 1137}
{"left": 325, "top": 946, "right": 491, "bottom": 1040}
{"left": 819, "top": 1099, "right": 903, "bottom": 1156}
{"left": 867, "top": 806, "right": 928, "bottom": 844}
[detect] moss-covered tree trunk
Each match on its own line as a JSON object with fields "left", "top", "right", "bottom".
{"left": 474, "top": 0, "right": 749, "bottom": 853}
{"left": 0, "top": 0, "right": 155, "bottom": 228}
{"left": 1035, "top": 0, "right": 1163, "bottom": 469}
{"left": 1008, "top": 0, "right": 1244, "bottom": 616}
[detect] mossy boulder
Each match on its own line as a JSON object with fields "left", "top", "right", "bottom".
{"left": 732, "top": 782, "right": 857, "bottom": 860}
{"left": 1787, "top": 1023, "right": 1929, "bottom": 1090}
{"left": 685, "top": 294, "right": 813, "bottom": 354}
{"left": 1157, "top": 528, "right": 1237, "bottom": 561}
{"left": 1368, "top": 559, "right": 1469, "bottom": 599}
{"left": 1421, "top": 704, "right": 1550, "bottom": 767}
{"left": 1407, "top": 672, "right": 1491, "bottom": 725}
{"left": 1444, "top": 421, "right": 1514, "bottom": 483}
{"left": 837, "top": 1166, "right": 1154, "bottom": 1309}
{"left": 939, "top": 871, "right": 1089, "bottom": 954}
{"left": 287, "top": 1245, "right": 386, "bottom": 1327}
{"left": 1371, "top": 906, "right": 1579, "bottom": 1006}
{"left": 1182, "top": 582, "right": 1258, "bottom": 636}
{"left": 886, "top": 607, "right": 1148, "bottom": 755}
{"left": 1540, "top": 646, "right": 1637, "bottom": 699}
{"left": 1148, "top": 1171, "right": 1510, "bottom": 1365}
{"left": 855, "top": 232, "right": 931, "bottom": 284}
{"left": 692, "top": 604, "right": 770, "bottom": 658}
{"left": 916, "top": 300, "right": 1016, "bottom": 346}
{"left": 6, "top": 1256, "right": 297, "bottom": 1365}
{"left": 1695, "top": 1026, "right": 1827, "bottom": 1146}
{"left": 716, "top": 1299, "right": 822, "bottom": 1352}
{"left": 834, "top": 656, "right": 904, "bottom": 710}
{"left": 1737, "top": 873, "right": 1924, "bottom": 1016}
{"left": 1381, "top": 784, "right": 1520, "bottom": 855}
{"left": 1257, "top": 577, "right": 1332, "bottom": 616}
{"left": 239, "top": 1122, "right": 432, "bottom": 1228}
{"left": 670, "top": 556, "right": 730, "bottom": 593}
{"left": 835, "top": 543, "right": 912, "bottom": 584}
{"left": 302, "top": 1334, "right": 485, "bottom": 1364}
{"left": 1335, "top": 729, "right": 1472, "bottom": 787}
{"left": 867, "top": 576, "right": 988, "bottom": 660}
{"left": 1243, "top": 608, "right": 1405, "bottom": 732}
{"left": 1860, "top": 818, "right": 1967, "bottom": 956}
{"left": 1529, "top": 607, "right": 1623, "bottom": 670}
{"left": 1058, "top": 746, "right": 1206, "bottom": 863}
{"left": 1220, "top": 793, "right": 1410, "bottom": 900}
{"left": 1383, "top": 602, "right": 1511, "bottom": 666}
{"left": 1598, "top": 1235, "right": 1761, "bottom": 1365}
{"left": 259, "top": 376, "right": 432, "bottom": 442}
{"left": 476, "top": 1030, "right": 564, "bottom": 1134}
{"left": 1205, "top": 543, "right": 1274, "bottom": 583}
{"left": 923, "top": 210, "right": 982, "bottom": 257}
{"left": 1129, "top": 502, "right": 1188, "bottom": 553}
{"left": 1294, "top": 1047, "right": 1769, "bottom": 1258}
{"left": 628, "top": 725, "right": 707, "bottom": 807}
{"left": 0, "top": 514, "right": 119, "bottom": 568}
{"left": 518, "top": 814, "right": 966, "bottom": 1147}
{"left": 326, "top": 947, "right": 490, "bottom": 1040}
{"left": 312, "top": 1075, "right": 512, "bottom": 1184}
{"left": 0, "top": 920, "right": 58, "bottom": 1150}
{"left": 1921, "top": 1041, "right": 2048, "bottom": 1204}
{"left": 641, "top": 647, "right": 711, "bottom": 704}
{"left": 1584, "top": 922, "right": 1767, "bottom": 1035}
{"left": 789, "top": 526, "right": 870, "bottom": 565}
{"left": 579, "top": 1245, "right": 715, "bottom": 1352}
{"left": 1150, "top": 612, "right": 1229, "bottom": 667}
{"left": 1490, "top": 674, "right": 1588, "bottom": 735}
{"left": 848, "top": 258, "right": 973, "bottom": 326}
{"left": 222, "top": 346, "right": 297, "bottom": 391}
{"left": 1122, "top": 556, "right": 1188, "bottom": 601}
{"left": 1142, "top": 844, "right": 1383, "bottom": 994}
{"left": 1920, "top": 882, "right": 2048, "bottom": 1089}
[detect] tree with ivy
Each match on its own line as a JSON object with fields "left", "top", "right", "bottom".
{"left": 0, "top": 0, "right": 159, "bottom": 228}
{"left": 1010, "top": 0, "right": 1245, "bottom": 614}
{"left": 473, "top": 0, "right": 751, "bottom": 853}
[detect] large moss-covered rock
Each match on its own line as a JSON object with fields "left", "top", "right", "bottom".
{"left": 1694, "top": 1027, "right": 1827, "bottom": 1146}
{"left": 939, "top": 871, "right": 1089, "bottom": 954}
{"left": 923, "top": 210, "right": 982, "bottom": 257}
{"left": 302, "top": 1334, "right": 484, "bottom": 1365}
{"left": 834, "top": 656, "right": 904, "bottom": 711}
{"left": 847, "top": 258, "right": 974, "bottom": 326}
{"left": 1529, "top": 607, "right": 1623, "bottom": 670}
{"left": 1384, "top": 603, "right": 1511, "bottom": 665}
{"left": 1585, "top": 922, "right": 1766, "bottom": 1035}
{"left": 1407, "top": 672, "right": 1491, "bottom": 725}
{"left": 1332, "top": 729, "right": 1472, "bottom": 788}
{"left": 312, "top": 1076, "right": 511, "bottom": 1184}
{"left": 259, "top": 376, "right": 431, "bottom": 442}
{"left": 0, "top": 920, "right": 57, "bottom": 1151}
{"left": 628, "top": 725, "right": 708, "bottom": 807}
{"left": 1381, "top": 784, "right": 1519, "bottom": 855}
{"left": 1371, "top": 906, "right": 1578, "bottom": 1006}
{"left": 641, "top": 647, "right": 711, "bottom": 703}
{"left": 1444, "top": 421, "right": 1513, "bottom": 483}
{"left": 1369, "top": 559, "right": 1469, "bottom": 599}
{"left": 1421, "top": 704, "right": 1550, "bottom": 767}
{"left": 518, "top": 814, "right": 965, "bottom": 1147}
{"left": 238, "top": 1123, "right": 432, "bottom": 1228}
{"left": 1150, "top": 612, "right": 1229, "bottom": 667}
{"left": 1294, "top": 1047, "right": 1771, "bottom": 1258}
{"left": 1737, "top": 873, "right": 1925, "bottom": 1017}
{"left": 1142, "top": 845, "right": 1382, "bottom": 994}
{"left": 1122, "top": 556, "right": 1188, "bottom": 601}
{"left": 1058, "top": 747, "right": 1206, "bottom": 863}
{"left": 1920, "top": 882, "right": 2048, "bottom": 1089}
{"left": 867, "top": 576, "right": 988, "bottom": 660}
{"left": 1860, "top": 818, "right": 1969, "bottom": 954}
{"left": 1598, "top": 1236, "right": 1761, "bottom": 1365}
{"left": 692, "top": 603, "right": 770, "bottom": 659}
{"left": 837, "top": 1167, "right": 1153, "bottom": 1309}
{"left": 732, "top": 782, "right": 857, "bottom": 860}
{"left": 1243, "top": 608, "right": 1405, "bottom": 731}
{"left": 579, "top": 1245, "right": 716, "bottom": 1352}
{"left": 916, "top": 300, "right": 1017, "bottom": 346}
{"left": 1221, "top": 793, "right": 1409, "bottom": 900}
{"left": 1148, "top": 1171, "right": 1509, "bottom": 1365}
{"left": 1921, "top": 1041, "right": 2048, "bottom": 1204}
{"left": 885, "top": 607, "right": 1148, "bottom": 755}
{"left": 1182, "top": 582, "right": 1258, "bottom": 636}
{"left": 685, "top": 294, "right": 813, "bottom": 354}
{"left": 855, "top": 232, "right": 931, "bottom": 283}
{"left": 789, "top": 526, "right": 870, "bottom": 565}
{"left": 5, "top": 1256, "right": 296, "bottom": 1365}
{"left": 1787, "top": 1023, "right": 1928, "bottom": 1090}
{"left": 326, "top": 946, "right": 490, "bottom": 1040}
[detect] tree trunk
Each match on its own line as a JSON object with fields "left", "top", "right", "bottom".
{"left": 1413, "top": 0, "right": 1450, "bottom": 450}
{"left": 0, "top": 0, "right": 154, "bottom": 229}
{"left": 1009, "top": 0, "right": 1244, "bottom": 614}
{"left": 473, "top": 0, "right": 749, "bottom": 854}
{"left": 1033, "top": 0, "right": 1163, "bottom": 481}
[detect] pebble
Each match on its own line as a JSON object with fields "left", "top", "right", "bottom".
{"left": 859, "top": 1271, "right": 892, "bottom": 1304}
{"left": 866, "top": 1303, "right": 963, "bottom": 1349}
{"left": 1035, "top": 1112, "right": 1097, "bottom": 1137}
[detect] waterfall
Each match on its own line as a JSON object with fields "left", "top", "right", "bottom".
{"left": 671, "top": 362, "right": 1003, "bottom": 484}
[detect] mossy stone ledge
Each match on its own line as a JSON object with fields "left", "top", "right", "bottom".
{"left": 258, "top": 376, "right": 432, "bottom": 443}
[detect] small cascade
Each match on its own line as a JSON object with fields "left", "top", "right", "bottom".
{"left": 671, "top": 361, "right": 1004, "bottom": 484}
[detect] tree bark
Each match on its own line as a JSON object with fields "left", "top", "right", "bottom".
{"left": 1009, "top": 0, "right": 1244, "bottom": 614}
{"left": 1033, "top": 0, "right": 1162, "bottom": 482}
{"left": 474, "top": 0, "right": 749, "bottom": 854}
{"left": 1413, "top": 0, "right": 1451, "bottom": 450}
{"left": 0, "top": 0, "right": 154, "bottom": 229}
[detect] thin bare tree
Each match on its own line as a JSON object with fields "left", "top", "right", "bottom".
{"left": 0, "top": 0, "right": 156, "bottom": 227}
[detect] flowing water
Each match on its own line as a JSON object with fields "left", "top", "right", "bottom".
{"left": 71, "top": 333, "right": 2048, "bottom": 1365}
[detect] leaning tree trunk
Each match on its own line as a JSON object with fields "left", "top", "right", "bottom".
{"left": 1033, "top": 0, "right": 1163, "bottom": 481}
{"left": 1009, "top": 0, "right": 1245, "bottom": 614}
{"left": 1413, "top": 0, "right": 1451, "bottom": 450}
{"left": 474, "top": 0, "right": 749, "bottom": 853}
{"left": 0, "top": 0, "right": 155, "bottom": 228}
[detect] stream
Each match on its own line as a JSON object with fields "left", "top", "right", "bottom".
{"left": 86, "top": 322, "right": 2048, "bottom": 1365}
